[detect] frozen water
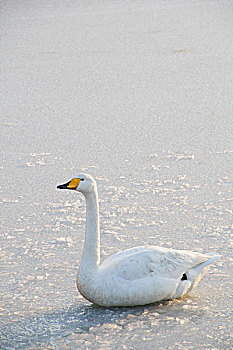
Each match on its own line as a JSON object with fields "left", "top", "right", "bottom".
{"left": 0, "top": 0, "right": 233, "bottom": 349}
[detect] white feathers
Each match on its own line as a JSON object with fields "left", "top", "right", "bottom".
{"left": 58, "top": 174, "right": 220, "bottom": 307}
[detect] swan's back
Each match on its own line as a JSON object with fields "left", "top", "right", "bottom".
{"left": 101, "top": 246, "right": 211, "bottom": 279}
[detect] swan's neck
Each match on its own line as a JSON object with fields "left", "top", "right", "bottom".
{"left": 80, "top": 186, "right": 100, "bottom": 272}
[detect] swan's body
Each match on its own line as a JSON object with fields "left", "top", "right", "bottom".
{"left": 57, "top": 174, "right": 220, "bottom": 307}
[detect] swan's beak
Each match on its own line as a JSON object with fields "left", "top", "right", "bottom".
{"left": 57, "top": 178, "right": 81, "bottom": 190}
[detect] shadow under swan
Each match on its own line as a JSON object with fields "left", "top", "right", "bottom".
{"left": 0, "top": 297, "right": 206, "bottom": 349}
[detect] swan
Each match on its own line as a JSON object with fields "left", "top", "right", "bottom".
{"left": 57, "top": 173, "right": 220, "bottom": 307}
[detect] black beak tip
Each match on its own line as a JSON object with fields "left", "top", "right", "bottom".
{"left": 57, "top": 184, "right": 66, "bottom": 189}
{"left": 57, "top": 181, "right": 71, "bottom": 189}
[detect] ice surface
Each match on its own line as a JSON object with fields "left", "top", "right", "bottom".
{"left": 0, "top": 0, "right": 233, "bottom": 349}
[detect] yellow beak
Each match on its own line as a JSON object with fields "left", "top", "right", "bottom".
{"left": 57, "top": 178, "right": 81, "bottom": 190}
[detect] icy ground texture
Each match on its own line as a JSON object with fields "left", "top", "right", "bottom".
{"left": 0, "top": 0, "right": 233, "bottom": 349}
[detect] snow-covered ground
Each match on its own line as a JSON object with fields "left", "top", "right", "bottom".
{"left": 1, "top": 0, "right": 233, "bottom": 348}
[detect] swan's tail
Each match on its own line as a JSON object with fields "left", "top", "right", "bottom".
{"left": 174, "top": 253, "right": 221, "bottom": 299}
{"left": 186, "top": 253, "right": 221, "bottom": 292}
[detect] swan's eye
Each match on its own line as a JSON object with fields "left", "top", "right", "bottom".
{"left": 81, "top": 178, "right": 84, "bottom": 181}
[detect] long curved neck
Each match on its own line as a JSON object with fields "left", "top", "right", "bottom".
{"left": 80, "top": 185, "right": 100, "bottom": 272}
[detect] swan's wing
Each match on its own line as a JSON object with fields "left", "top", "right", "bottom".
{"left": 101, "top": 246, "right": 211, "bottom": 281}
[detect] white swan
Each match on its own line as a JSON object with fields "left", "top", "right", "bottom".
{"left": 57, "top": 173, "right": 220, "bottom": 307}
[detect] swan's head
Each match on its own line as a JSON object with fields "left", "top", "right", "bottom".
{"left": 57, "top": 173, "right": 96, "bottom": 194}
